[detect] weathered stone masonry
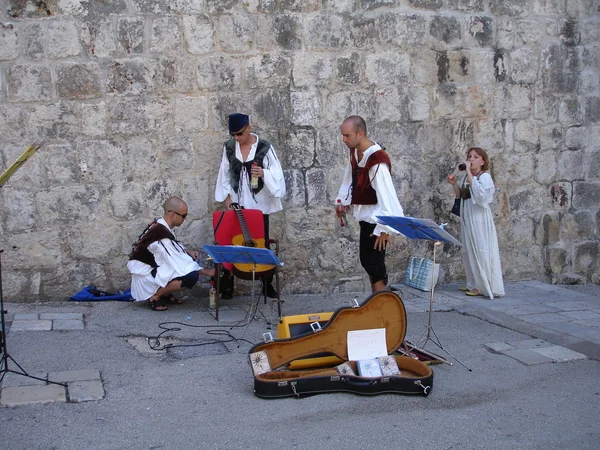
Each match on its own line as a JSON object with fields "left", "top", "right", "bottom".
{"left": 0, "top": 0, "right": 598, "bottom": 301}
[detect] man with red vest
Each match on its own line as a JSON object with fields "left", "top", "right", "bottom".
{"left": 336, "top": 116, "right": 405, "bottom": 293}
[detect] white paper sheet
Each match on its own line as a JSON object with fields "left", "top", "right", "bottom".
{"left": 347, "top": 328, "right": 387, "bottom": 361}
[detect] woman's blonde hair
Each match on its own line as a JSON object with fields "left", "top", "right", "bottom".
{"left": 466, "top": 147, "right": 490, "bottom": 171}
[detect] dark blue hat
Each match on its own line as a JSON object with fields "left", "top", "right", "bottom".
{"left": 228, "top": 113, "right": 249, "bottom": 133}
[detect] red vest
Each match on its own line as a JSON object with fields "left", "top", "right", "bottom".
{"left": 350, "top": 149, "right": 392, "bottom": 205}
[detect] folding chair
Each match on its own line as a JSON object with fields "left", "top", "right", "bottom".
{"left": 212, "top": 209, "right": 282, "bottom": 321}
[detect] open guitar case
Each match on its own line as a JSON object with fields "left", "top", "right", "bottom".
{"left": 248, "top": 291, "right": 434, "bottom": 399}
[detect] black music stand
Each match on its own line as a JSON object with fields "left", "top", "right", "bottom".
{"left": 377, "top": 216, "right": 471, "bottom": 370}
{"left": 202, "top": 245, "right": 283, "bottom": 330}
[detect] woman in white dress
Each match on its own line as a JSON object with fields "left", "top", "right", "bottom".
{"left": 447, "top": 147, "right": 504, "bottom": 299}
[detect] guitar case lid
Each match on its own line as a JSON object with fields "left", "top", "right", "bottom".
{"left": 250, "top": 290, "right": 406, "bottom": 370}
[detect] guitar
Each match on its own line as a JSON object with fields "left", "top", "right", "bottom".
{"left": 230, "top": 204, "right": 276, "bottom": 279}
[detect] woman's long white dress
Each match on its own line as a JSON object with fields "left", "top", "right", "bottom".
{"left": 461, "top": 172, "right": 505, "bottom": 299}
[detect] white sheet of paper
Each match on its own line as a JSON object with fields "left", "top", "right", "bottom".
{"left": 347, "top": 328, "right": 387, "bottom": 361}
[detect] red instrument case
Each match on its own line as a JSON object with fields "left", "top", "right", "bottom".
{"left": 248, "top": 291, "right": 433, "bottom": 398}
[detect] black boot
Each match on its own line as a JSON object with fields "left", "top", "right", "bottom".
{"left": 263, "top": 276, "right": 278, "bottom": 299}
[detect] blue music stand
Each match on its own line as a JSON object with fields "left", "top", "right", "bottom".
{"left": 203, "top": 245, "right": 283, "bottom": 323}
{"left": 377, "top": 216, "right": 470, "bottom": 370}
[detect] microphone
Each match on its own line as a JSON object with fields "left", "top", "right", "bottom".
{"left": 458, "top": 163, "right": 466, "bottom": 171}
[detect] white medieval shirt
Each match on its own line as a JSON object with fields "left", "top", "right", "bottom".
{"left": 215, "top": 133, "right": 286, "bottom": 214}
{"left": 460, "top": 172, "right": 505, "bottom": 299}
{"left": 336, "top": 143, "right": 405, "bottom": 236}
{"left": 127, "top": 218, "right": 203, "bottom": 301}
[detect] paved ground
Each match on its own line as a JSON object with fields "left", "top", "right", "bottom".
{"left": 0, "top": 280, "right": 599, "bottom": 449}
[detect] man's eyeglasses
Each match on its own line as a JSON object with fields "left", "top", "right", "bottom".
{"left": 230, "top": 125, "right": 248, "bottom": 137}
{"left": 169, "top": 210, "right": 187, "bottom": 219}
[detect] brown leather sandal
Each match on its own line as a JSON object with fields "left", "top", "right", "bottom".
{"left": 148, "top": 297, "right": 167, "bottom": 311}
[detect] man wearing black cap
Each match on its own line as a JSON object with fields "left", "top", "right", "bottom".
{"left": 215, "top": 113, "right": 286, "bottom": 299}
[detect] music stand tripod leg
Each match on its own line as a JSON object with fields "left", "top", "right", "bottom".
{"left": 415, "top": 241, "right": 472, "bottom": 371}
{"left": 0, "top": 250, "right": 66, "bottom": 387}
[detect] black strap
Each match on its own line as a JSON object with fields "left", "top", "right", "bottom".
{"left": 213, "top": 211, "right": 226, "bottom": 238}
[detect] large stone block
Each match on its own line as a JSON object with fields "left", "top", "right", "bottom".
{"left": 56, "top": 62, "right": 102, "bottom": 100}
{"left": 429, "top": 15, "right": 461, "bottom": 49}
{"left": 0, "top": 22, "right": 19, "bottom": 60}
{"left": 253, "top": 89, "right": 292, "bottom": 128}
{"left": 496, "top": 18, "right": 514, "bottom": 50}
{"left": 2, "top": 230, "right": 63, "bottom": 269}
{"left": 197, "top": 55, "right": 242, "bottom": 90}
{"left": 174, "top": 97, "right": 209, "bottom": 133}
{"left": 109, "top": 97, "right": 171, "bottom": 136}
{"left": 493, "top": 85, "right": 531, "bottom": 119}
{"left": 589, "top": 148, "right": 600, "bottom": 181}
{"left": 305, "top": 14, "right": 350, "bottom": 50}
{"left": 150, "top": 17, "right": 181, "bottom": 52}
{"left": 516, "top": 19, "right": 544, "bottom": 46}
{"left": 572, "top": 241, "right": 599, "bottom": 276}
{"left": 273, "top": 14, "right": 303, "bottom": 50}
{"left": 280, "top": 127, "right": 315, "bottom": 169}
{"left": 292, "top": 52, "right": 334, "bottom": 87}
{"left": 37, "top": 143, "right": 79, "bottom": 185}
{"left": 549, "top": 183, "right": 571, "bottom": 209}
{"left": 0, "top": 104, "right": 26, "bottom": 140}
{"left": 365, "top": 52, "right": 410, "bottom": 85}
{"left": 533, "top": 0, "right": 567, "bottom": 15}
{"left": 218, "top": 14, "right": 253, "bottom": 53}
{"left": 40, "top": 261, "right": 108, "bottom": 300}
{"left": 48, "top": 20, "right": 80, "bottom": 58}
{"left": 558, "top": 19, "right": 580, "bottom": 47}
{"left": 347, "top": 15, "right": 379, "bottom": 49}
{"left": 587, "top": 97, "right": 600, "bottom": 123}
{"left": 573, "top": 181, "right": 600, "bottom": 209}
{"left": 544, "top": 246, "right": 567, "bottom": 276}
{"left": 290, "top": 89, "right": 321, "bottom": 126}
{"left": 81, "top": 20, "right": 115, "bottom": 58}
{"left": 511, "top": 47, "right": 538, "bottom": 83}
{"left": 322, "top": 0, "right": 355, "bottom": 13}
{"left": 408, "top": 87, "right": 430, "bottom": 122}
{"left": 447, "top": 0, "right": 484, "bottom": 12}
{"left": 359, "top": 0, "right": 395, "bottom": 10}
{"left": 336, "top": 52, "right": 361, "bottom": 85}
{"left": 562, "top": 210, "right": 595, "bottom": 241}
{"left": 284, "top": 207, "right": 335, "bottom": 242}
{"left": 540, "top": 44, "right": 580, "bottom": 94}
{"left": 319, "top": 237, "right": 359, "bottom": 273}
{"left": 465, "top": 16, "right": 493, "bottom": 47}
{"left": 306, "top": 168, "right": 326, "bottom": 204}
{"left": 131, "top": 0, "right": 172, "bottom": 13}
{"left": 124, "top": 137, "right": 160, "bottom": 180}
{"left": 7, "top": 64, "right": 52, "bottom": 102}
{"left": 564, "top": 126, "right": 588, "bottom": 149}
{"left": 514, "top": 119, "right": 539, "bottom": 147}
{"left": 23, "top": 23, "right": 44, "bottom": 60}
{"left": 206, "top": 0, "right": 238, "bottom": 14}
{"left": 489, "top": 0, "right": 528, "bottom": 16}
{"left": 534, "top": 94, "right": 560, "bottom": 123}
{"left": 77, "top": 139, "right": 125, "bottom": 186}
{"left": 316, "top": 126, "right": 347, "bottom": 167}
{"left": 384, "top": 13, "right": 428, "bottom": 47}
{"left": 66, "top": 223, "right": 125, "bottom": 260}
{"left": 155, "top": 56, "right": 196, "bottom": 93}
{"left": 245, "top": 53, "right": 291, "bottom": 89}
{"left": 2, "top": 188, "right": 36, "bottom": 232}
{"left": 79, "top": 102, "right": 107, "bottom": 137}
{"left": 582, "top": 20, "right": 600, "bottom": 45}
{"left": 557, "top": 150, "right": 584, "bottom": 181}
{"left": 409, "top": 0, "right": 442, "bottom": 10}
{"left": 27, "top": 101, "right": 78, "bottom": 139}
{"left": 117, "top": 17, "right": 144, "bottom": 55}
{"left": 509, "top": 186, "right": 544, "bottom": 213}
{"left": 7, "top": 0, "right": 57, "bottom": 18}
{"left": 540, "top": 125, "right": 563, "bottom": 151}
{"left": 283, "top": 169, "right": 306, "bottom": 207}
{"left": 410, "top": 49, "right": 437, "bottom": 85}
{"left": 534, "top": 152, "right": 558, "bottom": 185}
{"left": 182, "top": 15, "right": 214, "bottom": 55}
{"left": 160, "top": 135, "right": 196, "bottom": 175}
{"left": 559, "top": 96, "right": 583, "bottom": 126}
{"left": 107, "top": 58, "right": 155, "bottom": 95}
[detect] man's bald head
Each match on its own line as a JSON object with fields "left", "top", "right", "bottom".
{"left": 342, "top": 115, "right": 367, "bottom": 135}
{"left": 163, "top": 196, "right": 187, "bottom": 214}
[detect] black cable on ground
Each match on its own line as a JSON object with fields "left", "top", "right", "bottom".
{"left": 147, "top": 320, "right": 258, "bottom": 351}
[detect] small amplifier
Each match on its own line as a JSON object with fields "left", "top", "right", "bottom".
{"left": 277, "top": 312, "right": 343, "bottom": 369}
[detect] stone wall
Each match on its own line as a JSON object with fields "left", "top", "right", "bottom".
{"left": 0, "top": 0, "right": 598, "bottom": 301}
